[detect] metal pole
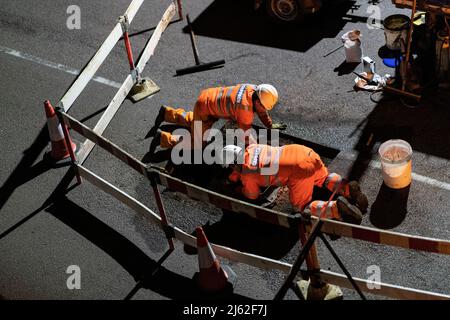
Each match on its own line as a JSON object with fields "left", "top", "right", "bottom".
{"left": 120, "top": 15, "right": 138, "bottom": 79}
{"left": 298, "top": 181, "right": 343, "bottom": 286}
{"left": 300, "top": 223, "right": 321, "bottom": 269}
{"left": 149, "top": 173, "right": 175, "bottom": 250}
{"left": 274, "top": 220, "right": 324, "bottom": 300}
{"left": 123, "top": 31, "right": 136, "bottom": 71}
{"left": 402, "top": 0, "right": 417, "bottom": 91}
{"left": 54, "top": 106, "right": 82, "bottom": 185}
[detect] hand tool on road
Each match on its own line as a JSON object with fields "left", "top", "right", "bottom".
{"left": 323, "top": 44, "right": 344, "bottom": 58}
{"left": 352, "top": 71, "right": 421, "bottom": 101}
{"left": 175, "top": 14, "right": 225, "bottom": 76}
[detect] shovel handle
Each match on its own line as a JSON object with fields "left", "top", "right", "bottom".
{"left": 186, "top": 14, "right": 201, "bottom": 66}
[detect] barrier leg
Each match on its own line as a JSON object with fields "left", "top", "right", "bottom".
{"left": 274, "top": 220, "right": 324, "bottom": 300}
{"left": 119, "top": 15, "right": 160, "bottom": 103}
{"left": 295, "top": 222, "right": 343, "bottom": 300}
{"left": 149, "top": 172, "right": 175, "bottom": 250}
{"left": 123, "top": 29, "right": 136, "bottom": 71}
{"left": 52, "top": 104, "right": 82, "bottom": 185}
{"left": 176, "top": 0, "right": 183, "bottom": 20}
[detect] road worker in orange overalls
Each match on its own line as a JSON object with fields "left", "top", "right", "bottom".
{"left": 220, "top": 144, "right": 369, "bottom": 224}
{"left": 148, "top": 84, "right": 286, "bottom": 153}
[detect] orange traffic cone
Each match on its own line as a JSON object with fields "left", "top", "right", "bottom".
{"left": 194, "top": 226, "right": 236, "bottom": 292}
{"left": 44, "top": 100, "right": 76, "bottom": 161}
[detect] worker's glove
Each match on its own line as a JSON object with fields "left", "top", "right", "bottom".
{"left": 271, "top": 122, "right": 287, "bottom": 131}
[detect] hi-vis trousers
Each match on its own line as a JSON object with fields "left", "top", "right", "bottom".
{"left": 294, "top": 171, "right": 351, "bottom": 221}
{"left": 160, "top": 106, "right": 216, "bottom": 149}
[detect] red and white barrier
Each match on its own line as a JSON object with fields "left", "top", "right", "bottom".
{"left": 75, "top": 164, "right": 450, "bottom": 300}
{"left": 61, "top": 109, "right": 450, "bottom": 256}
{"left": 76, "top": 2, "right": 177, "bottom": 164}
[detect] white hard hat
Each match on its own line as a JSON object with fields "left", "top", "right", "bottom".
{"left": 256, "top": 84, "right": 278, "bottom": 110}
{"left": 220, "top": 145, "right": 243, "bottom": 167}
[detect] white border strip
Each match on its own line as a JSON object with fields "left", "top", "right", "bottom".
{"left": 0, "top": 45, "right": 121, "bottom": 89}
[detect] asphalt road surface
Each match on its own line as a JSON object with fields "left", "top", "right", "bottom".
{"left": 1, "top": 0, "right": 449, "bottom": 300}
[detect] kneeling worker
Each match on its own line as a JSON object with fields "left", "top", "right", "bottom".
{"left": 221, "top": 144, "right": 368, "bottom": 224}
{"left": 149, "top": 84, "right": 286, "bottom": 153}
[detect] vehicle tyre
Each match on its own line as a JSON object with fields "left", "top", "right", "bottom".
{"left": 265, "top": 0, "right": 304, "bottom": 24}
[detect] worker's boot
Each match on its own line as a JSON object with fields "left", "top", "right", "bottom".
{"left": 148, "top": 105, "right": 167, "bottom": 138}
{"left": 347, "top": 181, "right": 369, "bottom": 214}
{"left": 337, "top": 196, "right": 363, "bottom": 225}
{"left": 149, "top": 129, "right": 162, "bottom": 156}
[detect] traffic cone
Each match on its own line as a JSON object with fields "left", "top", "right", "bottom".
{"left": 194, "top": 226, "right": 236, "bottom": 293}
{"left": 44, "top": 100, "right": 76, "bottom": 161}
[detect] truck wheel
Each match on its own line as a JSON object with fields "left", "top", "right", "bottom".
{"left": 266, "top": 0, "right": 304, "bottom": 23}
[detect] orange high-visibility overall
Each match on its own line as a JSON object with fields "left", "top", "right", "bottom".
{"left": 160, "top": 84, "right": 273, "bottom": 148}
{"left": 229, "top": 144, "right": 349, "bottom": 220}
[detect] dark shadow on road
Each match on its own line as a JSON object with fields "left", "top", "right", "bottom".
{"left": 0, "top": 168, "right": 77, "bottom": 240}
{"left": 46, "top": 195, "right": 251, "bottom": 300}
{"left": 121, "top": 18, "right": 182, "bottom": 40}
{"left": 334, "top": 61, "right": 360, "bottom": 76}
{"left": 47, "top": 196, "right": 158, "bottom": 280}
{"left": 135, "top": 257, "right": 252, "bottom": 301}
{"left": 79, "top": 105, "right": 108, "bottom": 123}
{"left": 184, "top": 210, "right": 299, "bottom": 260}
{"left": 370, "top": 183, "right": 410, "bottom": 229}
{"left": 0, "top": 126, "right": 50, "bottom": 212}
{"left": 142, "top": 149, "right": 172, "bottom": 164}
{"left": 188, "top": 0, "right": 359, "bottom": 53}
{"left": 0, "top": 123, "right": 75, "bottom": 214}
{"left": 347, "top": 88, "right": 450, "bottom": 181}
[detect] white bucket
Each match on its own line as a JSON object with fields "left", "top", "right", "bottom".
{"left": 342, "top": 30, "right": 362, "bottom": 63}
{"left": 344, "top": 40, "right": 362, "bottom": 63}
{"left": 378, "top": 139, "right": 412, "bottom": 189}
{"left": 383, "top": 15, "right": 410, "bottom": 51}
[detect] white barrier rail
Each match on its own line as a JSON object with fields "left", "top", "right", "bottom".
{"left": 76, "top": 164, "right": 450, "bottom": 300}
{"left": 58, "top": 0, "right": 144, "bottom": 112}
{"left": 77, "top": 2, "right": 177, "bottom": 164}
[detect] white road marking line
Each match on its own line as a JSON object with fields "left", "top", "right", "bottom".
{"left": 0, "top": 45, "right": 121, "bottom": 89}
{"left": 340, "top": 152, "right": 450, "bottom": 191}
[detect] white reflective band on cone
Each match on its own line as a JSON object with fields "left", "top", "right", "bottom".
{"left": 47, "top": 116, "right": 64, "bottom": 141}
{"left": 198, "top": 244, "right": 216, "bottom": 269}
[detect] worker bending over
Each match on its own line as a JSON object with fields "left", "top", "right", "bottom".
{"left": 221, "top": 144, "right": 368, "bottom": 224}
{"left": 148, "top": 84, "right": 286, "bottom": 153}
